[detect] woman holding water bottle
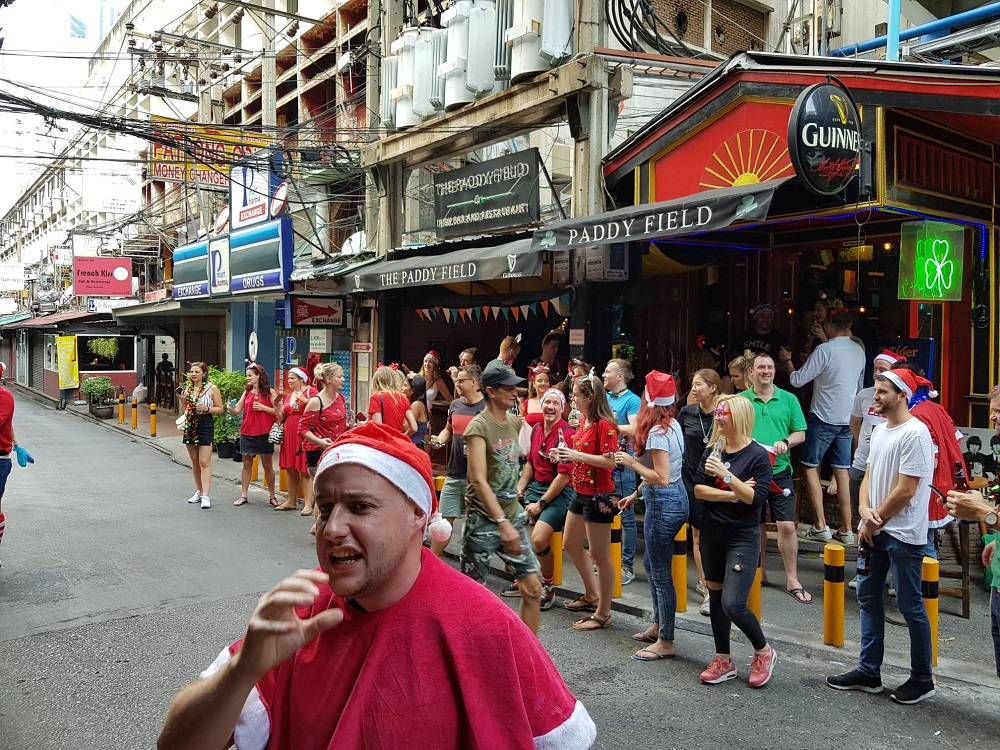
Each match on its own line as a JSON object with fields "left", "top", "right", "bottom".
{"left": 694, "top": 394, "right": 777, "bottom": 688}
{"left": 551, "top": 372, "right": 620, "bottom": 631}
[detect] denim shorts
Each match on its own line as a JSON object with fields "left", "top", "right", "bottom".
{"left": 568, "top": 492, "right": 618, "bottom": 524}
{"left": 800, "top": 414, "right": 852, "bottom": 468}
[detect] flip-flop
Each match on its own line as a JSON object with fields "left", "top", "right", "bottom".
{"left": 300, "top": 509, "right": 314, "bottom": 516}
{"left": 268, "top": 497, "right": 279, "bottom": 507}
{"left": 786, "top": 587, "right": 813, "bottom": 604}
{"left": 631, "top": 648, "right": 674, "bottom": 661}
{"left": 234, "top": 497, "right": 248, "bottom": 506}
{"left": 572, "top": 613, "right": 612, "bottom": 631}
{"left": 632, "top": 632, "right": 657, "bottom": 643}
{"left": 273, "top": 505, "right": 296, "bottom": 511}
{"left": 564, "top": 596, "right": 598, "bottom": 612}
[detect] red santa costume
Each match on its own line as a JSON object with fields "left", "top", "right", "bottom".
{"left": 199, "top": 422, "right": 596, "bottom": 750}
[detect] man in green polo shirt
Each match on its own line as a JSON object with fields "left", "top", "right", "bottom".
{"left": 740, "top": 352, "right": 811, "bottom": 603}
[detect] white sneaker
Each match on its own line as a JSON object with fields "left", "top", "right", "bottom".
{"left": 187, "top": 491, "right": 202, "bottom": 504}
{"left": 848, "top": 576, "right": 858, "bottom": 590}
{"left": 200, "top": 495, "right": 211, "bottom": 509}
{"left": 700, "top": 593, "right": 711, "bottom": 616}
{"left": 834, "top": 529, "right": 856, "bottom": 545}
{"left": 798, "top": 525, "right": 833, "bottom": 542}
{"left": 696, "top": 580, "right": 706, "bottom": 595}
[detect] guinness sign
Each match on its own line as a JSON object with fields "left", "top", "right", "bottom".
{"left": 788, "top": 82, "right": 861, "bottom": 196}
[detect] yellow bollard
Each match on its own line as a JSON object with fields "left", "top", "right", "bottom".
{"left": 748, "top": 565, "right": 762, "bottom": 622}
{"left": 673, "top": 524, "right": 688, "bottom": 613}
{"left": 118, "top": 392, "right": 126, "bottom": 424}
{"left": 131, "top": 397, "right": 138, "bottom": 430}
{"left": 434, "top": 475, "right": 446, "bottom": 494}
{"left": 551, "top": 530, "right": 563, "bottom": 586}
{"left": 923, "top": 557, "right": 939, "bottom": 668}
{"left": 251, "top": 455, "right": 259, "bottom": 482}
{"left": 150, "top": 402, "right": 157, "bottom": 437}
{"left": 279, "top": 468, "right": 288, "bottom": 492}
{"left": 823, "top": 543, "right": 845, "bottom": 647}
{"left": 611, "top": 514, "right": 622, "bottom": 598}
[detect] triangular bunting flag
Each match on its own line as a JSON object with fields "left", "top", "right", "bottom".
{"left": 541, "top": 300, "right": 550, "bottom": 317}
{"left": 459, "top": 309, "right": 467, "bottom": 322}
{"left": 416, "top": 309, "right": 425, "bottom": 320}
{"left": 529, "top": 303, "right": 538, "bottom": 316}
{"left": 474, "top": 307, "right": 482, "bottom": 321}
{"left": 511, "top": 306, "right": 520, "bottom": 321}
{"left": 482, "top": 305, "right": 490, "bottom": 320}
{"left": 520, "top": 305, "right": 529, "bottom": 319}
{"left": 501, "top": 307, "right": 510, "bottom": 320}
{"left": 491, "top": 306, "right": 501, "bottom": 319}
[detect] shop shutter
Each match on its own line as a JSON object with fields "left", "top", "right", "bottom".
{"left": 30, "top": 332, "right": 44, "bottom": 389}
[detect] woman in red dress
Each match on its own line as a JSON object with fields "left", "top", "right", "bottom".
{"left": 520, "top": 365, "right": 551, "bottom": 428}
{"left": 273, "top": 367, "right": 317, "bottom": 514}
{"left": 368, "top": 365, "right": 417, "bottom": 436}
{"left": 228, "top": 364, "right": 279, "bottom": 507}
{"left": 299, "top": 361, "right": 348, "bottom": 478}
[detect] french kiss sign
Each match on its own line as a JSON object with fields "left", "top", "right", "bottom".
{"left": 73, "top": 256, "right": 132, "bottom": 296}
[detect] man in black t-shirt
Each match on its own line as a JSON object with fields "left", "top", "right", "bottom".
{"left": 735, "top": 304, "right": 787, "bottom": 358}
{"left": 427, "top": 365, "right": 486, "bottom": 556}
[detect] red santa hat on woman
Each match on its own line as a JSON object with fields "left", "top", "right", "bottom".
{"left": 643, "top": 370, "right": 676, "bottom": 407}
{"left": 873, "top": 349, "right": 906, "bottom": 367}
{"left": 879, "top": 368, "right": 932, "bottom": 402}
{"left": 315, "top": 421, "right": 452, "bottom": 541}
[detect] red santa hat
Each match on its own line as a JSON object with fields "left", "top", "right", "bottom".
{"left": 880, "top": 368, "right": 932, "bottom": 402}
{"left": 423, "top": 350, "right": 440, "bottom": 365}
{"left": 315, "top": 422, "right": 451, "bottom": 540}
{"left": 873, "top": 349, "right": 906, "bottom": 367}
{"left": 643, "top": 370, "right": 676, "bottom": 407}
{"left": 288, "top": 366, "right": 309, "bottom": 384}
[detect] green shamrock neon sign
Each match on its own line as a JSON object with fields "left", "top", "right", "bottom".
{"left": 898, "top": 221, "right": 964, "bottom": 302}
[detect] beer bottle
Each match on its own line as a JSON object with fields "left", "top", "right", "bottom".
{"left": 856, "top": 523, "right": 870, "bottom": 576}
{"left": 953, "top": 461, "right": 970, "bottom": 492}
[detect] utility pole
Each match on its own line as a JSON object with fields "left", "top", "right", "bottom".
{"left": 369, "top": 2, "right": 403, "bottom": 258}
{"left": 261, "top": 0, "right": 277, "bottom": 136}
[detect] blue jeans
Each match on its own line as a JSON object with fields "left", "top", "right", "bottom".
{"left": 856, "top": 531, "right": 933, "bottom": 682}
{"left": 643, "top": 483, "right": 689, "bottom": 642}
{"left": 924, "top": 527, "right": 938, "bottom": 560}
{"left": 615, "top": 468, "right": 637, "bottom": 569}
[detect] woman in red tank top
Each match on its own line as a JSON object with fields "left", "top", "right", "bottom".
{"left": 229, "top": 364, "right": 279, "bottom": 507}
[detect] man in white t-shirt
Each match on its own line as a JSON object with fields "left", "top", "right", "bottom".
{"left": 827, "top": 368, "right": 935, "bottom": 706}
{"left": 845, "top": 350, "right": 899, "bottom": 587}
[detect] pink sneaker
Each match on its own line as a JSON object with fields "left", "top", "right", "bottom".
{"left": 748, "top": 646, "right": 777, "bottom": 688}
{"left": 700, "top": 657, "right": 737, "bottom": 684}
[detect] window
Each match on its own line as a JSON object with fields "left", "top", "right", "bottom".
{"left": 78, "top": 335, "right": 135, "bottom": 371}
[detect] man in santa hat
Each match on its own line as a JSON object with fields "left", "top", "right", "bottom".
{"left": 827, "top": 367, "right": 936, "bottom": 705}
{"left": 844, "top": 350, "right": 897, "bottom": 587}
{"left": 158, "top": 421, "right": 596, "bottom": 750}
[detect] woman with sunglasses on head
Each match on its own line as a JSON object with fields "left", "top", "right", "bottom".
{"left": 615, "top": 371, "right": 688, "bottom": 660}
{"left": 520, "top": 365, "right": 551, "bottom": 428}
{"left": 180, "top": 361, "right": 223, "bottom": 509}
{"left": 418, "top": 351, "right": 453, "bottom": 412}
{"left": 299, "top": 362, "right": 348, "bottom": 485}
{"left": 694, "top": 394, "right": 777, "bottom": 688}
{"left": 229, "top": 364, "right": 280, "bottom": 507}
{"left": 273, "top": 367, "right": 317, "bottom": 514}
{"left": 551, "top": 372, "right": 619, "bottom": 631}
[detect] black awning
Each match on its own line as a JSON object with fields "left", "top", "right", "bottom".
{"left": 530, "top": 178, "right": 793, "bottom": 252}
{"left": 345, "top": 237, "right": 540, "bottom": 293}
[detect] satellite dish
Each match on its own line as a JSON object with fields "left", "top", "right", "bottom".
{"left": 341, "top": 230, "right": 367, "bottom": 256}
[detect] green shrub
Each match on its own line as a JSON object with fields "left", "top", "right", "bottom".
{"left": 207, "top": 366, "right": 246, "bottom": 443}
{"left": 80, "top": 375, "right": 116, "bottom": 405}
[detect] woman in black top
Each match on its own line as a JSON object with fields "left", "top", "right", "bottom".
{"left": 694, "top": 394, "right": 776, "bottom": 689}
{"left": 676, "top": 368, "right": 721, "bottom": 614}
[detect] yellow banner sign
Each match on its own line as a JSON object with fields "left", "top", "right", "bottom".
{"left": 149, "top": 116, "right": 271, "bottom": 187}
{"left": 57, "top": 336, "right": 79, "bottom": 389}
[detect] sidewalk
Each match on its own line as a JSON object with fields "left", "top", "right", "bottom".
{"left": 21, "top": 383, "right": 999, "bottom": 689}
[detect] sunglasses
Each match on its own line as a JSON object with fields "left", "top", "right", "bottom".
{"left": 713, "top": 406, "right": 732, "bottom": 417}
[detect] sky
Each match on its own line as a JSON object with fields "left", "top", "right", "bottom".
{"left": 0, "top": 0, "right": 130, "bottom": 215}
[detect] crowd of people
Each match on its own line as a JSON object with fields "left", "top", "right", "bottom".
{"left": 155, "top": 304, "right": 1000, "bottom": 745}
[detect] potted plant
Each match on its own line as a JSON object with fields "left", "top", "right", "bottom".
{"left": 208, "top": 366, "right": 247, "bottom": 456}
{"left": 80, "top": 375, "right": 116, "bottom": 419}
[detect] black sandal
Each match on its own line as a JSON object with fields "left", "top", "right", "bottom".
{"left": 234, "top": 496, "right": 248, "bottom": 506}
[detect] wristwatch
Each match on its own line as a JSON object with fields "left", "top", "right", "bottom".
{"left": 494, "top": 515, "right": 510, "bottom": 525}
{"left": 779, "top": 438, "right": 789, "bottom": 448}
{"left": 538, "top": 498, "right": 549, "bottom": 508}
{"left": 986, "top": 510, "right": 998, "bottom": 528}
{"left": 722, "top": 473, "right": 733, "bottom": 485}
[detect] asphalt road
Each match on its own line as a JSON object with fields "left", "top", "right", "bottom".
{"left": 2, "top": 396, "right": 999, "bottom": 749}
